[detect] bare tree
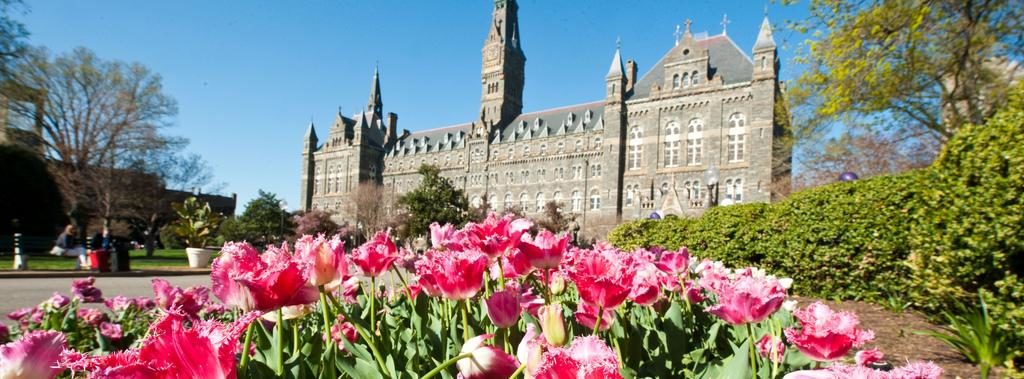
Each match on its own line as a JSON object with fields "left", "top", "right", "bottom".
{"left": 796, "top": 127, "right": 939, "bottom": 190}
{"left": 348, "top": 182, "right": 396, "bottom": 236}
{"left": 4, "top": 46, "right": 178, "bottom": 228}
{"left": 535, "top": 201, "right": 571, "bottom": 233}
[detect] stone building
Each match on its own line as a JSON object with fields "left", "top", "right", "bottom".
{"left": 300, "top": 0, "right": 790, "bottom": 237}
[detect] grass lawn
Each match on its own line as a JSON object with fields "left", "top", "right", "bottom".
{"left": 0, "top": 249, "right": 206, "bottom": 271}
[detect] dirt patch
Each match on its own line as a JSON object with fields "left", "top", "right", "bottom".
{"left": 793, "top": 297, "right": 993, "bottom": 379}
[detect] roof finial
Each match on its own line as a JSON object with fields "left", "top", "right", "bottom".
{"left": 337, "top": 106, "right": 342, "bottom": 114}
{"left": 616, "top": 36, "right": 621, "bottom": 50}
{"left": 673, "top": 25, "right": 682, "bottom": 46}
{"left": 764, "top": 4, "right": 769, "bottom": 17}
{"left": 721, "top": 14, "right": 730, "bottom": 35}
{"left": 684, "top": 19, "right": 692, "bottom": 34}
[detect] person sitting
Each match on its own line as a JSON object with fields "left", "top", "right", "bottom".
{"left": 90, "top": 227, "right": 112, "bottom": 251}
{"left": 50, "top": 224, "right": 88, "bottom": 270}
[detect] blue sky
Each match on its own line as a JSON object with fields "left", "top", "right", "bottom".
{"left": 14, "top": 0, "right": 810, "bottom": 213}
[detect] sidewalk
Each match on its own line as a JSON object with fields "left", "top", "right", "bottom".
{"left": 0, "top": 267, "right": 210, "bottom": 279}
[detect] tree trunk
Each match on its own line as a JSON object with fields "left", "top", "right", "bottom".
{"left": 145, "top": 213, "right": 158, "bottom": 257}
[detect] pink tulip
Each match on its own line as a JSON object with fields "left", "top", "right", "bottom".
{"left": 100, "top": 322, "right": 124, "bottom": 341}
{"left": 534, "top": 336, "right": 623, "bottom": 379}
{"left": 293, "top": 234, "right": 348, "bottom": 288}
{"left": 784, "top": 302, "right": 875, "bottom": 361}
{"left": 567, "top": 248, "right": 635, "bottom": 310}
{"left": 0, "top": 330, "right": 67, "bottom": 379}
{"left": 684, "top": 280, "right": 705, "bottom": 303}
{"left": 484, "top": 289, "right": 521, "bottom": 328}
{"left": 456, "top": 334, "right": 519, "bottom": 379}
{"left": 46, "top": 292, "right": 70, "bottom": 309}
{"left": 211, "top": 242, "right": 317, "bottom": 312}
{"left": 629, "top": 260, "right": 665, "bottom": 306}
{"left": 352, "top": 230, "right": 400, "bottom": 277}
{"left": 783, "top": 361, "right": 942, "bottom": 379}
{"left": 6, "top": 308, "right": 31, "bottom": 322}
{"left": 655, "top": 247, "right": 690, "bottom": 276}
{"left": 463, "top": 212, "right": 533, "bottom": 258}
{"left": 429, "top": 222, "right": 468, "bottom": 251}
{"left": 330, "top": 315, "right": 359, "bottom": 348}
{"left": 518, "top": 230, "right": 570, "bottom": 270}
{"left": 516, "top": 324, "right": 544, "bottom": 377}
{"left": 538, "top": 304, "right": 567, "bottom": 346}
{"left": 59, "top": 350, "right": 157, "bottom": 377}
{"left": 152, "top": 278, "right": 210, "bottom": 318}
{"left": 414, "top": 249, "right": 488, "bottom": 300}
{"left": 756, "top": 334, "right": 785, "bottom": 363}
{"left": 71, "top": 277, "right": 103, "bottom": 303}
{"left": 574, "top": 301, "right": 614, "bottom": 332}
{"left": 77, "top": 308, "right": 106, "bottom": 327}
{"left": 704, "top": 271, "right": 787, "bottom": 325}
{"left": 855, "top": 349, "right": 884, "bottom": 367}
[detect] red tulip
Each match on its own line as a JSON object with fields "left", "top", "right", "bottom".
{"left": 456, "top": 334, "right": 520, "bottom": 379}
{"left": 567, "top": 248, "right": 635, "bottom": 310}
{"left": 414, "top": 249, "right": 488, "bottom": 300}
{"left": 0, "top": 330, "right": 66, "bottom": 379}
{"left": 293, "top": 234, "right": 348, "bottom": 288}
{"left": 484, "top": 289, "right": 521, "bottom": 328}
{"left": 655, "top": 248, "right": 690, "bottom": 276}
{"left": 534, "top": 336, "right": 623, "bottom": 379}
{"left": 784, "top": 302, "right": 874, "bottom": 361}
{"left": 352, "top": 230, "right": 400, "bottom": 277}
{"left": 574, "top": 301, "right": 614, "bottom": 332}
{"left": 756, "top": 334, "right": 785, "bottom": 363}
{"left": 211, "top": 242, "right": 318, "bottom": 312}
{"left": 855, "top": 349, "right": 884, "bottom": 367}
{"left": 518, "top": 230, "right": 570, "bottom": 270}
{"left": 704, "top": 270, "right": 787, "bottom": 325}
{"left": 463, "top": 212, "right": 533, "bottom": 258}
{"left": 629, "top": 260, "right": 665, "bottom": 306}
{"left": 783, "top": 361, "right": 942, "bottom": 379}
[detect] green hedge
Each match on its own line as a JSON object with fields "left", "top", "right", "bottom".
{"left": 608, "top": 83, "right": 1024, "bottom": 346}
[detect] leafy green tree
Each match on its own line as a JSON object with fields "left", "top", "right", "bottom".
{"left": 219, "top": 190, "right": 292, "bottom": 248}
{"left": 396, "top": 164, "right": 469, "bottom": 238}
{"left": 787, "top": 0, "right": 1024, "bottom": 142}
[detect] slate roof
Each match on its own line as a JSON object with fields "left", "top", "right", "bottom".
{"left": 631, "top": 34, "right": 754, "bottom": 100}
{"left": 500, "top": 101, "right": 605, "bottom": 143}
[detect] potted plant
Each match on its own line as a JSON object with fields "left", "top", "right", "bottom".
{"left": 171, "top": 197, "right": 224, "bottom": 268}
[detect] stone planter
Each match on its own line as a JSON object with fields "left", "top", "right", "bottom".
{"left": 185, "top": 247, "right": 216, "bottom": 268}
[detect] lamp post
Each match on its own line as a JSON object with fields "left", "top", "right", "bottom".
{"left": 278, "top": 200, "right": 288, "bottom": 240}
{"left": 704, "top": 163, "right": 719, "bottom": 207}
{"left": 356, "top": 221, "right": 364, "bottom": 246}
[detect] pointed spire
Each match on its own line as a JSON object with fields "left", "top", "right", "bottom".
{"left": 304, "top": 120, "right": 318, "bottom": 141}
{"left": 754, "top": 16, "right": 776, "bottom": 50}
{"left": 606, "top": 38, "right": 625, "bottom": 78}
{"left": 367, "top": 65, "right": 383, "bottom": 115}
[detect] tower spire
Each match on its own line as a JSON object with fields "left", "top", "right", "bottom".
{"left": 367, "top": 65, "right": 383, "bottom": 115}
{"left": 606, "top": 39, "right": 625, "bottom": 78}
{"left": 754, "top": 16, "right": 776, "bottom": 50}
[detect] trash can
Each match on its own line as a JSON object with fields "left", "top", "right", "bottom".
{"left": 88, "top": 249, "right": 111, "bottom": 272}
{"left": 113, "top": 240, "right": 130, "bottom": 272}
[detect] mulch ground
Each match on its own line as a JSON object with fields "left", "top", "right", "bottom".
{"left": 794, "top": 297, "right": 996, "bottom": 379}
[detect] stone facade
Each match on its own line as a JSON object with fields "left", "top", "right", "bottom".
{"left": 300, "top": 1, "right": 790, "bottom": 238}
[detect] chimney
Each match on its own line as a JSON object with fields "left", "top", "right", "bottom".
{"left": 625, "top": 59, "right": 638, "bottom": 93}
{"left": 387, "top": 112, "right": 398, "bottom": 143}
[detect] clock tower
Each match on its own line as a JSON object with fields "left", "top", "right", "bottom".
{"left": 480, "top": 0, "right": 525, "bottom": 129}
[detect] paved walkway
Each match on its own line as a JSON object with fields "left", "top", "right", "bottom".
{"left": 0, "top": 275, "right": 211, "bottom": 316}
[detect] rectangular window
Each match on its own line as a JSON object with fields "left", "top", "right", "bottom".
{"left": 665, "top": 141, "right": 680, "bottom": 166}
{"left": 728, "top": 135, "right": 745, "bottom": 162}
{"left": 686, "top": 138, "right": 702, "bottom": 165}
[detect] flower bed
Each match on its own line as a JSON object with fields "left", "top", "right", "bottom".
{"left": 0, "top": 213, "right": 942, "bottom": 378}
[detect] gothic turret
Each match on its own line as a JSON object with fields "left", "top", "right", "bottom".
{"left": 753, "top": 17, "right": 778, "bottom": 80}
{"left": 367, "top": 66, "right": 383, "bottom": 116}
{"left": 606, "top": 43, "right": 626, "bottom": 103}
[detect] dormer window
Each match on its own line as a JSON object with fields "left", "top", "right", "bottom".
{"left": 567, "top": 112, "right": 575, "bottom": 125}
{"left": 584, "top": 110, "right": 593, "bottom": 123}
{"left": 534, "top": 119, "right": 542, "bottom": 129}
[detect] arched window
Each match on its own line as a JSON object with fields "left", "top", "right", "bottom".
{"left": 628, "top": 126, "right": 643, "bottom": 170}
{"left": 471, "top": 196, "right": 482, "bottom": 208}
{"left": 660, "top": 182, "right": 670, "bottom": 198}
{"left": 664, "top": 122, "right": 681, "bottom": 167}
{"left": 535, "top": 192, "right": 545, "bottom": 212}
{"left": 540, "top": 144, "right": 547, "bottom": 155}
{"left": 489, "top": 195, "right": 497, "bottom": 208}
{"left": 672, "top": 74, "right": 681, "bottom": 89}
{"left": 523, "top": 145, "right": 531, "bottom": 156}
{"left": 591, "top": 164, "right": 602, "bottom": 178}
{"left": 557, "top": 141, "right": 565, "bottom": 153}
{"left": 682, "top": 72, "right": 690, "bottom": 88}
{"left": 724, "top": 178, "right": 744, "bottom": 204}
{"left": 508, "top": 147, "right": 515, "bottom": 160}
{"left": 727, "top": 113, "right": 747, "bottom": 162}
{"left": 691, "top": 70, "right": 699, "bottom": 85}
{"left": 553, "top": 191, "right": 562, "bottom": 206}
{"left": 520, "top": 193, "right": 530, "bottom": 210}
{"left": 593, "top": 137, "right": 603, "bottom": 150}
{"left": 575, "top": 139, "right": 583, "bottom": 152}
{"left": 589, "top": 189, "right": 601, "bottom": 210}
{"left": 504, "top": 193, "right": 514, "bottom": 210}
{"left": 571, "top": 190, "right": 582, "bottom": 212}
{"left": 761, "top": 56, "right": 767, "bottom": 70}
{"left": 686, "top": 118, "right": 704, "bottom": 165}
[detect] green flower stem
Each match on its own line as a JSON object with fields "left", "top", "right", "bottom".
{"left": 771, "top": 319, "right": 781, "bottom": 379}
{"left": 497, "top": 262, "right": 506, "bottom": 290}
{"left": 391, "top": 262, "right": 414, "bottom": 300}
{"left": 461, "top": 300, "right": 471, "bottom": 342}
{"left": 239, "top": 322, "right": 255, "bottom": 375}
{"left": 592, "top": 305, "right": 604, "bottom": 335}
{"left": 419, "top": 352, "right": 473, "bottom": 379}
{"left": 319, "top": 288, "right": 334, "bottom": 345}
{"left": 369, "top": 276, "right": 377, "bottom": 343}
{"left": 276, "top": 309, "right": 285, "bottom": 375}
{"left": 292, "top": 320, "right": 300, "bottom": 355}
{"left": 334, "top": 303, "right": 391, "bottom": 378}
{"left": 508, "top": 362, "right": 527, "bottom": 379}
{"left": 746, "top": 323, "right": 758, "bottom": 379}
